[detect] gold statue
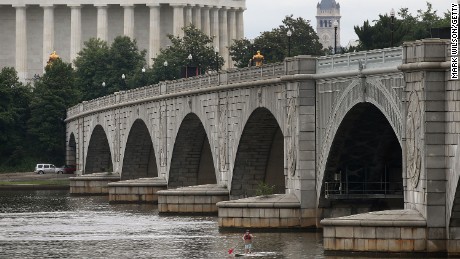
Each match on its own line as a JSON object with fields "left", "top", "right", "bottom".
{"left": 252, "top": 50, "right": 264, "bottom": 67}
{"left": 47, "top": 51, "right": 60, "bottom": 67}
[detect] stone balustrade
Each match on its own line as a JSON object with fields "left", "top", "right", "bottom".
{"left": 67, "top": 63, "right": 284, "bottom": 119}
{"left": 316, "top": 47, "right": 403, "bottom": 74}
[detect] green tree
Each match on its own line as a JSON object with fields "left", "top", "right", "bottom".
{"left": 28, "top": 58, "right": 78, "bottom": 164}
{"left": 0, "top": 67, "right": 31, "bottom": 167}
{"left": 151, "top": 25, "right": 224, "bottom": 82}
{"left": 74, "top": 38, "right": 110, "bottom": 100}
{"left": 74, "top": 36, "right": 147, "bottom": 101}
{"left": 230, "top": 15, "right": 323, "bottom": 67}
{"left": 354, "top": 2, "right": 450, "bottom": 51}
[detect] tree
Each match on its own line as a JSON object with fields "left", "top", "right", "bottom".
{"left": 151, "top": 25, "right": 224, "bottom": 82}
{"left": 230, "top": 15, "right": 324, "bottom": 68}
{"left": 28, "top": 58, "right": 78, "bottom": 164}
{"left": 74, "top": 38, "right": 110, "bottom": 101}
{"left": 74, "top": 36, "right": 147, "bottom": 101}
{"left": 354, "top": 2, "right": 450, "bottom": 51}
{"left": 0, "top": 67, "right": 31, "bottom": 167}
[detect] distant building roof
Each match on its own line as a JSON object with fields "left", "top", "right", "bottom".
{"left": 317, "top": 0, "right": 340, "bottom": 10}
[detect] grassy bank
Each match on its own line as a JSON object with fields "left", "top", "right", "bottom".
{"left": 0, "top": 179, "right": 70, "bottom": 186}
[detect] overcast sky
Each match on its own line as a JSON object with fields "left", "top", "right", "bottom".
{"left": 244, "top": 0, "right": 453, "bottom": 46}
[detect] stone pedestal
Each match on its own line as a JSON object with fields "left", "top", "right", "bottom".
{"left": 321, "top": 210, "right": 428, "bottom": 254}
{"left": 158, "top": 184, "right": 229, "bottom": 214}
{"left": 108, "top": 177, "right": 167, "bottom": 203}
{"left": 217, "top": 194, "right": 303, "bottom": 229}
{"left": 69, "top": 173, "right": 120, "bottom": 195}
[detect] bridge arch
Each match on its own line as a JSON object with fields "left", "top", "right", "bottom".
{"left": 316, "top": 75, "right": 404, "bottom": 206}
{"left": 168, "top": 113, "right": 217, "bottom": 188}
{"left": 230, "top": 107, "right": 285, "bottom": 198}
{"left": 318, "top": 102, "right": 403, "bottom": 217}
{"left": 85, "top": 124, "right": 113, "bottom": 174}
{"left": 66, "top": 133, "right": 76, "bottom": 166}
{"left": 121, "top": 119, "right": 158, "bottom": 180}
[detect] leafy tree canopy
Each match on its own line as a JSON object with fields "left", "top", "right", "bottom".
{"left": 28, "top": 58, "right": 77, "bottom": 164}
{"left": 230, "top": 15, "right": 324, "bottom": 68}
{"left": 354, "top": 2, "right": 450, "bottom": 51}
{"left": 151, "top": 25, "right": 224, "bottom": 82}
{"left": 74, "top": 36, "right": 147, "bottom": 100}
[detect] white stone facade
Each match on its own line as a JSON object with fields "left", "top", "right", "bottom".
{"left": 0, "top": 0, "right": 246, "bottom": 82}
{"left": 315, "top": 0, "right": 340, "bottom": 51}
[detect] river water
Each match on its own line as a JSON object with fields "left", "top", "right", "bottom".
{"left": 0, "top": 190, "right": 430, "bottom": 259}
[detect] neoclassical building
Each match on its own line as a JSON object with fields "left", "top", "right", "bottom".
{"left": 0, "top": 0, "right": 246, "bottom": 82}
{"left": 315, "top": 0, "right": 340, "bottom": 50}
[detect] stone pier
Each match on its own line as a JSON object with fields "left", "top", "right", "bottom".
{"left": 321, "top": 210, "right": 428, "bottom": 254}
{"left": 108, "top": 177, "right": 167, "bottom": 203}
{"left": 69, "top": 173, "right": 120, "bottom": 195}
{"left": 158, "top": 184, "right": 229, "bottom": 214}
{"left": 217, "top": 194, "right": 305, "bottom": 229}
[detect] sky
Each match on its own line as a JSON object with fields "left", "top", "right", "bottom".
{"left": 244, "top": 0, "right": 453, "bottom": 46}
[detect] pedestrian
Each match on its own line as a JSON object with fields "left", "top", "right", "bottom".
{"left": 242, "top": 229, "right": 253, "bottom": 254}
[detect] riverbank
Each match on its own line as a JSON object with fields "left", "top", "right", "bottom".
{"left": 0, "top": 172, "right": 72, "bottom": 190}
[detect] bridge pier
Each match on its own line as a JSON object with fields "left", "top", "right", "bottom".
{"left": 108, "top": 177, "right": 167, "bottom": 203}
{"left": 70, "top": 172, "right": 120, "bottom": 195}
{"left": 158, "top": 184, "right": 229, "bottom": 214}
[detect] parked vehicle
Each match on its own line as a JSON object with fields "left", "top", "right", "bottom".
{"left": 34, "top": 164, "right": 56, "bottom": 174}
{"left": 55, "top": 165, "right": 76, "bottom": 174}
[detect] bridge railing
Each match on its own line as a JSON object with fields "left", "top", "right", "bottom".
{"left": 66, "top": 62, "right": 285, "bottom": 118}
{"left": 316, "top": 47, "right": 403, "bottom": 74}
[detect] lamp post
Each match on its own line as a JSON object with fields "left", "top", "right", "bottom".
{"left": 287, "top": 29, "right": 292, "bottom": 57}
{"left": 141, "top": 67, "right": 146, "bottom": 86}
{"left": 163, "top": 60, "right": 168, "bottom": 81}
{"left": 121, "top": 73, "right": 126, "bottom": 90}
{"left": 249, "top": 39, "right": 255, "bottom": 66}
{"left": 215, "top": 47, "right": 219, "bottom": 73}
{"left": 333, "top": 20, "right": 338, "bottom": 54}
{"left": 186, "top": 54, "right": 192, "bottom": 78}
{"left": 390, "top": 8, "right": 395, "bottom": 47}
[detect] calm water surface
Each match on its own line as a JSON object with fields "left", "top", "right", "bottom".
{"left": 0, "top": 190, "right": 433, "bottom": 259}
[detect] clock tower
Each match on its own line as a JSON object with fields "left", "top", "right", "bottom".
{"left": 316, "top": 0, "right": 341, "bottom": 50}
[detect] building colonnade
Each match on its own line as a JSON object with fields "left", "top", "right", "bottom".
{"left": 1, "top": 1, "right": 246, "bottom": 82}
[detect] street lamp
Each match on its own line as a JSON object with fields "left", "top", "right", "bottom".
{"left": 215, "top": 47, "right": 219, "bottom": 73}
{"left": 102, "top": 81, "right": 106, "bottom": 87}
{"left": 333, "top": 20, "right": 338, "bottom": 54}
{"left": 287, "top": 29, "right": 292, "bottom": 57}
{"left": 249, "top": 39, "right": 255, "bottom": 66}
{"left": 186, "top": 54, "right": 193, "bottom": 78}
{"left": 141, "top": 67, "right": 146, "bottom": 86}
{"left": 390, "top": 8, "right": 395, "bottom": 47}
{"left": 163, "top": 60, "right": 168, "bottom": 80}
{"left": 121, "top": 74, "right": 126, "bottom": 90}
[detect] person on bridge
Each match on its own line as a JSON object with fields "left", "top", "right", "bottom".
{"left": 242, "top": 229, "right": 254, "bottom": 254}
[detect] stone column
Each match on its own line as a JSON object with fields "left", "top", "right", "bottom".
{"left": 69, "top": 4, "right": 82, "bottom": 63}
{"left": 228, "top": 8, "right": 237, "bottom": 43}
{"left": 42, "top": 4, "right": 54, "bottom": 70}
{"left": 211, "top": 6, "right": 219, "bottom": 50}
{"left": 193, "top": 5, "right": 201, "bottom": 30}
{"left": 236, "top": 8, "right": 245, "bottom": 40}
{"left": 185, "top": 5, "right": 192, "bottom": 26}
{"left": 122, "top": 4, "right": 135, "bottom": 39}
{"left": 148, "top": 4, "right": 161, "bottom": 67}
{"left": 219, "top": 7, "right": 229, "bottom": 68}
{"left": 201, "top": 6, "right": 210, "bottom": 36}
{"left": 14, "top": 5, "right": 27, "bottom": 82}
{"left": 96, "top": 4, "right": 108, "bottom": 41}
{"left": 171, "top": 4, "right": 184, "bottom": 37}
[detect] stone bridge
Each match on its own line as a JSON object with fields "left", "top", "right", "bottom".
{"left": 66, "top": 39, "right": 460, "bottom": 254}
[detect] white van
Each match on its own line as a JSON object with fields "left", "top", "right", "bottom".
{"left": 34, "top": 164, "right": 56, "bottom": 174}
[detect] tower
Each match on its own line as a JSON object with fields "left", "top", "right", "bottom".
{"left": 316, "top": 0, "right": 341, "bottom": 51}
